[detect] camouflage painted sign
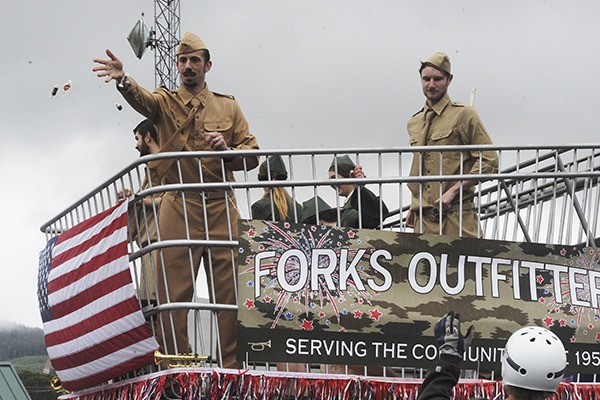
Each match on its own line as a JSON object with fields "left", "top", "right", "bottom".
{"left": 237, "top": 220, "right": 600, "bottom": 373}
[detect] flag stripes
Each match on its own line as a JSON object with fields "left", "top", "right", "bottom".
{"left": 37, "top": 200, "right": 159, "bottom": 391}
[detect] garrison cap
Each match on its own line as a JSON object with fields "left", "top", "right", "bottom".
{"left": 177, "top": 32, "right": 208, "bottom": 55}
{"left": 421, "top": 52, "right": 451, "bottom": 75}
{"left": 329, "top": 155, "right": 356, "bottom": 170}
{"left": 301, "top": 196, "right": 337, "bottom": 225}
{"left": 258, "top": 155, "right": 288, "bottom": 181}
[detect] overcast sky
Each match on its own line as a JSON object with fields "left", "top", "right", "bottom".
{"left": 1, "top": 0, "right": 599, "bottom": 329}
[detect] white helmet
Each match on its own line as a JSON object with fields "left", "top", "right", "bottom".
{"left": 501, "top": 326, "right": 566, "bottom": 392}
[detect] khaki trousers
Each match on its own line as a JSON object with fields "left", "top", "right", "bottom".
{"left": 155, "top": 192, "right": 241, "bottom": 368}
{"left": 413, "top": 206, "right": 480, "bottom": 238}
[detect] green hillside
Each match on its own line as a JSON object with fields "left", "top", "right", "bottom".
{"left": 0, "top": 322, "right": 57, "bottom": 400}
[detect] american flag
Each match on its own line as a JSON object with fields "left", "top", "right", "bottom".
{"left": 37, "top": 200, "right": 159, "bottom": 391}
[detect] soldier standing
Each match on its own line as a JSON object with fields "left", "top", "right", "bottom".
{"left": 406, "top": 52, "right": 498, "bottom": 237}
{"left": 130, "top": 120, "right": 161, "bottom": 306}
{"left": 93, "top": 32, "right": 260, "bottom": 368}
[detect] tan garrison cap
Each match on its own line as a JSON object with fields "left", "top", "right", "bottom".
{"left": 421, "top": 52, "right": 451, "bottom": 75}
{"left": 177, "top": 32, "right": 208, "bottom": 55}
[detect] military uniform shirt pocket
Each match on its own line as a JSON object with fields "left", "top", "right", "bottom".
{"left": 204, "top": 121, "right": 234, "bottom": 144}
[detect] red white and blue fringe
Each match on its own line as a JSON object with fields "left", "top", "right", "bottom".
{"left": 57, "top": 368, "right": 600, "bottom": 400}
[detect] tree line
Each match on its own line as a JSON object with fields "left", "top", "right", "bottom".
{"left": 0, "top": 323, "right": 47, "bottom": 360}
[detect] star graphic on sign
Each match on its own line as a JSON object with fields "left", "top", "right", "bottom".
{"left": 536, "top": 275, "right": 544, "bottom": 284}
{"left": 543, "top": 316, "right": 553, "bottom": 327}
{"left": 559, "top": 319, "right": 567, "bottom": 327}
{"left": 264, "top": 296, "right": 272, "bottom": 303}
{"left": 318, "top": 311, "right": 326, "bottom": 318}
{"left": 348, "top": 230, "right": 355, "bottom": 238}
{"left": 589, "top": 324, "right": 594, "bottom": 329}
{"left": 595, "top": 332, "right": 600, "bottom": 342}
{"left": 301, "top": 319, "right": 314, "bottom": 331}
{"left": 244, "top": 299, "right": 255, "bottom": 309}
{"left": 560, "top": 248, "right": 566, "bottom": 256}
{"left": 570, "top": 336, "right": 576, "bottom": 343}
{"left": 539, "top": 297, "right": 546, "bottom": 304}
{"left": 353, "top": 310, "right": 363, "bottom": 319}
{"left": 370, "top": 308, "right": 383, "bottom": 321}
{"left": 248, "top": 228, "right": 256, "bottom": 237}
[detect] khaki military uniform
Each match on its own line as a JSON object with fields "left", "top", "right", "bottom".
{"left": 128, "top": 182, "right": 162, "bottom": 303}
{"left": 119, "top": 77, "right": 259, "bottom": 367}
{"left": 407, "top": 94, "right": 497, "bottom": 237}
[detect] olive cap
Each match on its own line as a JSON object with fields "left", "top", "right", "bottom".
{"left": 258, "top": 155, "right": 288, "bottom": 181}
{"left": 301, "top": 196, "right": 337, "bottom": 224}
{"left": 329, "top": 155, "right": 356, "bottom": 170}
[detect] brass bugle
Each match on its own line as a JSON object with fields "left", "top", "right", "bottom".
{"left": 50, "top": 376, "right": 62, "bottom": 391}
{"left": 154, "top": 350, "right": 208, "bottom": 367}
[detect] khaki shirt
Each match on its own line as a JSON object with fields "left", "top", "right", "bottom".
{"left": 119, "top": 77, "right": 260, "bottom": 185}
{"left": 129, "top": 189, "right": 162, "bottom": 247}
{"left": 407, "top": 94, "right": 498, "bottom": 209}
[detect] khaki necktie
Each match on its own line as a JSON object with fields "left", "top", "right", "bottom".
{"left": 424, "top": 109, "right": 435, "bottom": 142}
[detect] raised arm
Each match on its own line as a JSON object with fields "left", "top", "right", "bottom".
{"left": 417, "top": 311, "right": 474, "bottom": 400}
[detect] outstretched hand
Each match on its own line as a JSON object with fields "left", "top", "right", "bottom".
{"left": 434, "top": 311, "right": 474, "bottom": 358}
{"left": 92, "top": 49, "right": 125, "bottom": 83}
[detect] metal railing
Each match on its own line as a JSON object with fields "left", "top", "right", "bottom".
{"left": 40, "top": 144, "right": 600, "bottom": 381}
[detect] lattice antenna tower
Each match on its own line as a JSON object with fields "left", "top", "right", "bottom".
{"left": 153, "top": 0, "right": 180, "bottom": 90}
{"left": 127, "top": 0, "right": 181, "bottom": 90}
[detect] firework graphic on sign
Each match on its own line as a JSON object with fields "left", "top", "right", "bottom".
{"left": 239, "top": 221, "right": 382, "bottom": 331}
{"left": 543, "top": 246, "right": 600, "bottom": 342}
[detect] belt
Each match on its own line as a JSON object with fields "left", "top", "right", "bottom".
{"left": 420, "top": 202, "right": 474, "bottom": 218}
{"left": 173, "top": 190, "right": 229, "bottom": 201}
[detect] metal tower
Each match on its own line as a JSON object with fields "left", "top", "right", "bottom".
{"left": 152, "top": 0, "right": 180, "bottom": 90}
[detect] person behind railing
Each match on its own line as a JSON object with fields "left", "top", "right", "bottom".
{"left": 93, "top": 32, "right": 260, "bottom": 368}
{"left": 406, "top": 52, "right": 498, "bottom": 237}
{"left": 304, "top": 170, "right": 394, "bottom": 377}
{"left": 301, "top": 196, "right": 338, "bottom": 226}
{"left": 417, "top": 311, "right": 566, "bottom": 400}
{"left": 328, "top": 155, "right": 390, "bottom": 229}
{"left": 252, "top": 155, "right": 303, "bottom": 223}
{"left": 121, "top": 120, "right": 162, "bottom": 309}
